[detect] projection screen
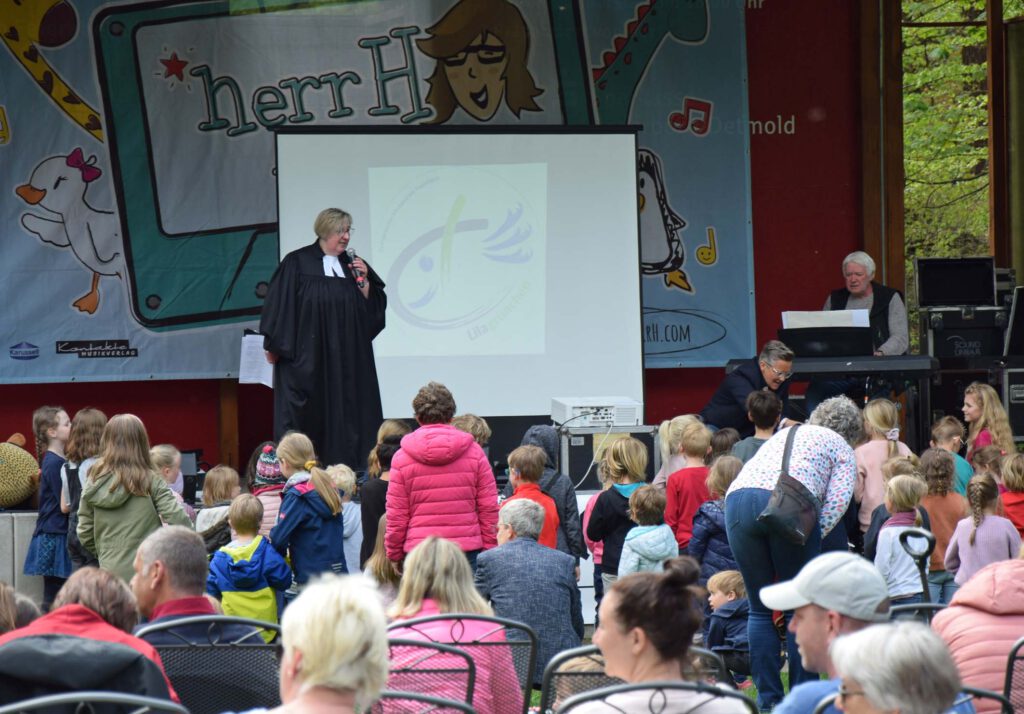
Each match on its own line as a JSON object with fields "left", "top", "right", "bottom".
{"left": 275, "top": 128, "right": 643, "bottom": 418}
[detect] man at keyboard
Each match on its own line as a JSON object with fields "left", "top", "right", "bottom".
{"left": 805, "top": 251, "right": 909, "bottom": 414}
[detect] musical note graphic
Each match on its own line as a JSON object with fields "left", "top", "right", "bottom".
{"left": 0, "top": 106, "right": 9, "bottom": 145}
{"left": 696, "top": 227, "right": 717, "bottom": 266}
{"left": 669, "top": 97, "right": 713, "bottom": 136}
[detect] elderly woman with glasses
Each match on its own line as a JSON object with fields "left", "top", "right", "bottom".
{"left": 724, "top": 396, "right": 863, "bottom": 712}
{"left": 831, "top": 621, "right": 960, "bottom": 714}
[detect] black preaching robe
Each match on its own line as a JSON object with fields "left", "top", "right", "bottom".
{"left": 259, "top": 241, "right": 386, "bottom": 470}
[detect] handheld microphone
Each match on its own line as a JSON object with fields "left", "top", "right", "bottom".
{"left": 345, "top": 248, "right": 367, "bottom": 289}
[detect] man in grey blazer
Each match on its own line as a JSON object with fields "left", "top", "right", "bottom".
{"left": 475, "top": 499, "right": 584, "bottom": 686}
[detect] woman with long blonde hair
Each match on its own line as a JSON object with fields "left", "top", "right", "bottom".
{"left": 387, "top": 537, "right": 521, "bottom": 714}
{"left": 963, "top": 382, "right": 1015, "bottom": 464}
{"left": 269, "top": 431, "right": 347, "bottom": 585}
{"left": 77, "top": 414, "right": 192, "bottom": 582}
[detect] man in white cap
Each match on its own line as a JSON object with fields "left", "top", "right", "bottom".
{"left": 765, "top": 552, "right": 890, "bottom": 714}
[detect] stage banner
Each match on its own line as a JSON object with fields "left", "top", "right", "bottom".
{"left": 0, "top": 0, "right": 753, "bottom": 382}
{"left": 581, "top": 1, "right": 756, "bottom": 367}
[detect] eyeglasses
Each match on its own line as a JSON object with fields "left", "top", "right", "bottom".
{"left": 838, "top": 686, "right": 866, "bottom": 704}
{"left": 762, "top": 361, "right": 793, "bottom": 380}
{"left": 443, "top": 44, "right": 507, "bottom": 67}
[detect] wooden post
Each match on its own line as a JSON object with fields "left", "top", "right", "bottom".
{"left": 988, "top": 0, "right": 1010, "bottom": 266}
{"left": 219, "top": 379, "right": 239, "bottom": 469}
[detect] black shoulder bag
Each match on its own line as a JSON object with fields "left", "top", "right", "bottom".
{"left": 756, "top": 425, "right": 821, "bottom": 545}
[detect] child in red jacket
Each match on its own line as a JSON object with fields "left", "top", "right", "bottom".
{"left": 665, "top": 420, "right": 713, "bottom": 549}
{"left": 502, "top": 445, "right": 559, "bottom": 548}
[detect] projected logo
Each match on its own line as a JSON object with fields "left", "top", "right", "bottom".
{"left": 370, "top": 164, "right": 546, "bottom": 357}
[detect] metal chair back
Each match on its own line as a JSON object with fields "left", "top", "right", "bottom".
{"left": 1004, "top": 635, "right": 1024, "bottom": 713}
{"left": 0, "top": 691, "right": 188, "bottom": 714}
{"left": 888, "top": 602, "right": 947, "bottom": 624}
{"left": 557, "top": 680, "right": 759, "bottom": 714}
{"left": 388, "top": 614, "right": 536, "bottom": 714}
{"left": 367, "top": 690, "right": 477, "bottom": 713}
{"left": 958, "top": 685, "right": 1014, "bottom": 714}
{"left": 134, "top": 615, "right": 281, "bottom": 714}
{"left": 687, "top": 647, "right": 733, "bottom": 687}
{"left": 538, "top": 645, "right": 621, "bottom": 714}
{"left": 387, "top": 638, "right": 476, "bottom": 704}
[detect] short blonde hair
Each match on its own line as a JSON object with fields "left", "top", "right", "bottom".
{"left": 602, "top": 437, "right": 648, "bottom": 484}
{"left": 451, "top": 414, "right": 492, "bottom": 446}
{"left": 658, "top": 415, "right": 700, "bottom": 464}
{"left": 885, "top": 475, "right": 926, "bottom": 521}
{"left": 228, "top": 494, "right": 263, "bottom": 535}
{"left": 313, "top": 208, "right": 351, "bottom": 240}
{"left": 706, "top": 456, "right": 743, "bottom": 498}
{"left": 881, "top": 454, "right": 921, "bottom": 483}
{"left": 203, "top": 465, "right": 240, "bottom": 507}
{"left": 680, "top": 421, "right": 712, "bottom": 459}
{"left": 326, "top": 464, "right": 357, "bottom": 498}
{"left": 281, "top": 574, "right": 388, "bottom": 707}
{"left": 150, "top": 443, "right": 180, "bottom": 472}
{"left": 707, "top": 570, "right": 745, "bottom": 598}
{"left": 1003, "top": 453, "right": 1024, "bottom": 492}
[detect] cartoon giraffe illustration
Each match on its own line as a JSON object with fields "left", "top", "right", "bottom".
{"left": 16, "top": 149, "right": 123, "bottom": 314}
{"left": 1, "top": 0, "right": 103, "bottom": 141}
{"left": 591, "top": 0, "right": 709, "bottom": 124}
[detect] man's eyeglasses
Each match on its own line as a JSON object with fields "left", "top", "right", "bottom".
{"left": 761, "top": 361, "right": 793, "bottom": 380}
{"left": 838, "top": 685, "right": 866, "bottom": 704}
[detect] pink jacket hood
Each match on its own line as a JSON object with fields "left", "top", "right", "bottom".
{"left": 399, "top": 424, "right": 476, "bottom": 466}
{"left": 932, "top": 559, "right": 1024, "bottom": 714}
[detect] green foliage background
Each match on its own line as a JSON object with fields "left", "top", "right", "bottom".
{"left": 902, "top": 1, "right": 1024, "bottom": 347}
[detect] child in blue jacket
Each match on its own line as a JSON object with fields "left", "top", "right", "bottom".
{"left": 706, "top": 570, "right": 751, "bottom": 688}
{"left": 269, "top": 433, "right": 346, "bottom": 585}
{"left": 208, "top": 495, "right": 291, "bottom": 636}
{"left": 688, "top": 456, "right": 742, "bottom": 586}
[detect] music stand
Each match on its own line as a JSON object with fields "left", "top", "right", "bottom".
{"left": 778, "top": 327, "right": 874, "bottom": 358}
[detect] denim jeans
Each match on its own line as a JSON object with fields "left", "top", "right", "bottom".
{"left": 928, "top": 570, "right": 959, "bottom": 605}
{"left": 725, "top": 488, "right": 822, "bottom": 711}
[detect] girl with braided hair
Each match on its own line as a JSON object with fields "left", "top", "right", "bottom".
{"left": 945, "top": 473, "right": 1020, "bottom": 585}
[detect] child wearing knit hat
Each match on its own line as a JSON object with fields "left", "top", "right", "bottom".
{"left": 248, "top": 441, "right": 286, "bottom": 537}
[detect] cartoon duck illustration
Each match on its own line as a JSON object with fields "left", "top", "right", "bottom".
{"left": 16, "top": 148, "right": 123, "bottom": 314}
{"left": 637, "top": 148, "right": 691, "bottom": 293}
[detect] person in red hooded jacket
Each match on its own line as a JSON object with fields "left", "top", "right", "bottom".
{"left": 385, "top": 382, "right": 498, "bottom": 571}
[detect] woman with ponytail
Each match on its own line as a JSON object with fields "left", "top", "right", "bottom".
{"left": 270, "top": 432, "right": 347, "bottom": 586}
{"left": 854, "top": 399, "right": 912, "bottom": 534}
{"left": 945, "top": 473, "right": 1020, "bottom": 586}
{"left": 587, "top": 556, "right": 747, "bottom": 714}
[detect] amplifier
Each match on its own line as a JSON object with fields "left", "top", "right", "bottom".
{"left": 920, "top": 307, "right": 1008, "bottom": 360}
{"left": 560, "top": 426, "right": 660, "bottom": 491}
{"left": 1004, "top": 368, "right": 1024, "bottom": 441}
{"left": 926, "top": 369, "right": 996, "bottom": 426}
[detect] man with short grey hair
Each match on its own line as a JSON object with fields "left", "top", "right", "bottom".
{"left": 700, "top": 339, "right": 796, "bottom": 438}
{"left": 131, "top": 526, "right": 258, "bottom": 645}
{"left": 475, "top": 499, "right": 583, "bottom": 685}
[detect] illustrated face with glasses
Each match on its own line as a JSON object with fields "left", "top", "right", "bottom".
{"left": 759, "top": 358, "right": 794, "bottom": 390}
{"left": 441, "top": 32, "right": 509, "bottom": 121}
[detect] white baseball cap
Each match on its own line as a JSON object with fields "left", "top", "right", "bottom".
{"left": 760, "top": 552, "right": 890, "bottom": 622}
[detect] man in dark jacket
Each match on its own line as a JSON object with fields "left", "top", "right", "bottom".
{"left": 501, "top": 425, "right": 587, "bottom": 564}
{"left": 700, "top": 340, "right": 795, "bottom": 438}
{"left": 475, "top": 499, "right": 583, "bottom": 685}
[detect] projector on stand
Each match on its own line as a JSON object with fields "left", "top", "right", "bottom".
{"left": 551, "top": 397, "right": 643, "bottom": 428}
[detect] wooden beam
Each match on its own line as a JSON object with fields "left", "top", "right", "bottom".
{"left": 861, "top": 0, "right": 883, "bottom": 266}
{"left": 882, "top": 0, "right": 906, "bottom": 292}
{"left": 988, "top": 0, "right": 1010, "bottom": 265}
{"left": 219, "top": 379, "right": 239, "bottom": 469}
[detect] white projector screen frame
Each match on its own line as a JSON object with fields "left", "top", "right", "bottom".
{"left": 275, "top": 127, "right": 644, "bottom": 419}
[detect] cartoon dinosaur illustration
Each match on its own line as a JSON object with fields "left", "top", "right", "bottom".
{"left": 16, "top": 149, "right": 123, "bottom": 314}
{"left": 1, "top": 0, "right": 103, "bottom": 141}
{"left": 638, "top": 149, "right": 691, "bottom": 293}
{"left": 591, "top": 0, "right": 709, "bottom": 124}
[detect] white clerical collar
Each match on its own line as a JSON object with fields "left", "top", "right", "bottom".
{"left": 322, "top": 254, "right": 345, "bottom": 278}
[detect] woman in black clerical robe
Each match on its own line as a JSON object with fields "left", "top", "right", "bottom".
{"left": 259, "top": 208, "right": 386, "bottom": 470}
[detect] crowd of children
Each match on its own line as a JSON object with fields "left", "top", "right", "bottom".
{"left": 12, "top": 376, "right": 1024, "bottom": 693}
